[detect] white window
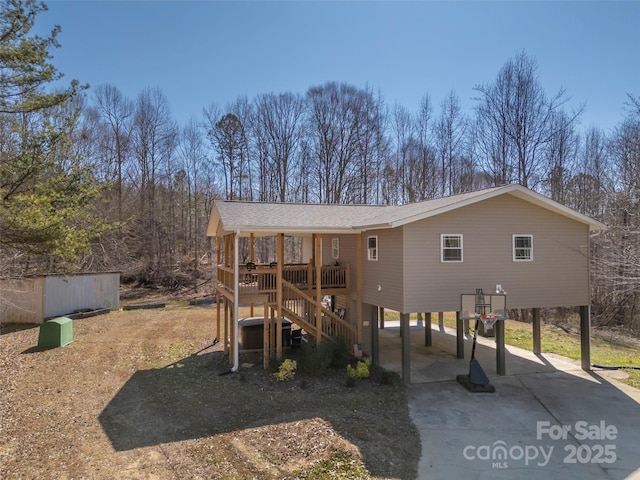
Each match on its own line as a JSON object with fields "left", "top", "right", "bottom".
{"left": 513, "top": 234, "right": 533, "bottom": 261}
{"left": 367, "top": 236, "right": 378, "bottom": 261}
{"left": 332, "top": 238, "right": 340, "bottom": 259}
{"left": 441, "top": 234, "right": 463, "bottom": 262}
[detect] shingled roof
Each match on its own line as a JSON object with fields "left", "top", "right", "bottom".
{"left": 207, "top": 184, "right": 605, "bottom": 237}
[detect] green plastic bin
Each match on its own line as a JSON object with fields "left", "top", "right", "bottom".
{"left": 38, "top": 317, "right": 73, "bottom": 348}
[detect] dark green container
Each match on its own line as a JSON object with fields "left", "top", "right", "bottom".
{"left": 38, "top": 317, "right": 73, "bottom": 348}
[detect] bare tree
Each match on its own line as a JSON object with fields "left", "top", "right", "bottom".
{"left": 434, "top": 90, "right": 468, "bottom": 195}
{"left": 204, "top": 102, "right": 251, "bottom": 201}
{"left": 414, "top": 94, "right": 439, "bottom": 200}
{"left": 201, "top": 102, "right": 224, "bottom": 203}
{"left": 130, "top": 87, "right": 178, "bottom": 279}
{"left": 473, "top": 75, "right": 514, "bottom": 186}
{"left": 544, "top": 110, "right": 579, "bottom": 203}
{"left": 178, "top": 117, "right": 208, "bottom": 272}
{"left": 626, "top": 93, "right": 640, "bottom": 117}
{"left": 380, "top": 157, "right": 400, "bottom": 205}
{"left": 390, "top": 99, "right": 440, "bottom": 203}
{"left": 306, "top": 82, "right": 380, "bottom": 204}
{"left": 228, "top": 96, "right": 254, "bottom": 201}
{"left": 252, "top": 92, "right": 306, "bottom": 202}
{"left": 352, "top": 87, "right": 386, "bottom": 204}
{"left": 591, "top": 97, "right": 640, "bottom": 332}
{"left": 474, "top": 51, "right": 581, "bottom": 188}
{"left": 391, "top": 103, "right": 413, "bottom": 203}
{"left": 93, "top": 84, "right": 133, "bottom": 223}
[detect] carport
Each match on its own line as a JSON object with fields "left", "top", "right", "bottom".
{"left": 376, "top": 321, "right": 640, "bottom": 479}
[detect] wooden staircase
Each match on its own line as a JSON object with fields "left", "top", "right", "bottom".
{"left": 272, "top": 279, "right": 357, "bottom": 346}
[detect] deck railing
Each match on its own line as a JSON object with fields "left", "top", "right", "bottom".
{"left": 216, "top": 263, "right": 349, "bottom": 298}
{"left": 281, "top": 280, "right": 356, "bottom": 345}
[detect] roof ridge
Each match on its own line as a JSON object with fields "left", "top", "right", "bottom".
{"left": 215, "top": 199, "right": 391, "bottom": 207}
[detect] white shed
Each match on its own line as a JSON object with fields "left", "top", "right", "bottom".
{"left": 0, "top": 273, "right": 120, "bottom": 324}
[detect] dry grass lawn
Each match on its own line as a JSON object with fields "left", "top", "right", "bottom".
{"left": 0, "top": 300, "right": 420, "bottom": 479}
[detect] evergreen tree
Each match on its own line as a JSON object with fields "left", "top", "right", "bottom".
{"left": 0, "top": 0, "right": 106, "bottom": 272}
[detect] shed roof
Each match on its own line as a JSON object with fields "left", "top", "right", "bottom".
{"left": 207, "top": 184, "right": 606, "bottom": 237}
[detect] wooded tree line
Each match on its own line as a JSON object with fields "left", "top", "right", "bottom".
{"left": 1, "top": 1, "right": 639, "bottom": 333}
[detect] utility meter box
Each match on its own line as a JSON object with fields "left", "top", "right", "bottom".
{"left": 38, "top": 317, "right": 73, "bottom": 348}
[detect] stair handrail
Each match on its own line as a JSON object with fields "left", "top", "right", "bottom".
{"left": 279, "top": 279, "right": 356, "bottom": 345}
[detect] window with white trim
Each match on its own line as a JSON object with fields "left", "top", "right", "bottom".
{"left": 367, "top": 235, "right": 378, "bottom": 261}
{"left": 513, "top": 234, "right": 533, "bottom": 261}
{"left": 332, "top": 238, "right": 340, "bottom": 259}
{"left": 441, "top": 234, "right": 463, "bottom": 262}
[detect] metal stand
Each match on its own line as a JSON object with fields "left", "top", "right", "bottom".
{"left": 456, "top": 317, "right": 496, "bottom": 393}
{"left": 457, "top": 289, "right": 499, "bottom": 393}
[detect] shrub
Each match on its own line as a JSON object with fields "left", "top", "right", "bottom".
{"left": 369, "top": 362, "right": 399, "bottom": 385}
{"left": 300, "top": 338, "right": 350, "bottom": 375}
{"left": 347, "top": 359, "right": 371, "bottom": 379}
{"left": 328, "top": 337, "right": 351, "bottom": 368}
{"left": 378, "top": 369, "right": 397, "bottom": 385}
{"left": 273, "top": 358, "right": 297, "bottom": 382}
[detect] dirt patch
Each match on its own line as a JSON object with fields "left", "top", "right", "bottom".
{"left": 0, "top": 302, "right": 419, "bottom": 479}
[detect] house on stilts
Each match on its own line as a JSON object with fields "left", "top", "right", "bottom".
{"left": 206, "top": 184, "right": 605, "bottom": 383}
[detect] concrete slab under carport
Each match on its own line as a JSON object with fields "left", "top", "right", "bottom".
{"left": 379, "top": 322, "right": 582, "bottom": 382}
{"left": 378, "top": 322, "right": 640, "bottom": 480}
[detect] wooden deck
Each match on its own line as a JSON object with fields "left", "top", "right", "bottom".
{"left": 216, "top": 262, "right": 356, "bottom": 356}
{"left": 216, "top": 263, "right": 350, "bottom": 302}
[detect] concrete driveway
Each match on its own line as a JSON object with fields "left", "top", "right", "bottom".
{"left": 378, "top": 322, "right": 640, "bottom": 480}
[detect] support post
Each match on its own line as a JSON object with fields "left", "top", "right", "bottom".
{"left": 424, "top": 312, "right": 432, "bottom": 347}
{"left": 216, "top": 236, "right": 222, "bottom": 342}
{"left": 224, "top": 295, "right": 229, "bottom": 355}
{"left": 438, "top": 311, "right": 444, "bottom": 331}
{"left": 379, "top": 307, "right": 385, "bottom": 329}
{"left": 307, "top": 262, "right": 313, "bottom": 290}
{"left": 231, "top": 232, "right": 240, "bottom": 371}
{"left": 270, "top": 306, "right": 276, "bottom": 361}
{"left": 356, "top": 233, "right": 363, "bottom": 345}
{"left": 371, "top": 306, "right": 379, "bottom": 364}
{"left": 228, "top": 303, "right": 234, "bottom": 363}
{"left": 314, "top": 235, "right": 322, "bottom": 342}
{"left": 249, "top": 233, "right": 255, "bottom": 317}
{"left": 401, "top": 313, "right": 410, "bottom": 384}
{"left": 456, "top": 311, "right": 464, "bottom": 359}
{"left": 276, "top": 233, "right": 284, "bottom": 360}
{"left": 215, "top": 290, "right": 221, "bottom": 342}
{"left": 580, "top": 305, "right": 591, "bottom": 371}
{"left": 496, "top": 319, "right": 506, "bottom": 375}
{"left": 532, "top": 308, "right": 541, "bottom": 354}
{"left": 263, "top": 302, "right": 269, "bottom": 369}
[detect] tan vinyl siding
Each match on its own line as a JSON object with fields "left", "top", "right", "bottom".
{"left": 402, "top": 194, "right": 591, "bottom": 312}
{"left": 321, "top": 234, "right": 358, "bottom": 287}
{"left": 320, "top": 234, "right": 358, "bottom": 327}
{"left": 321, "top": 234, "right": 356, "bottom": 266}
{"left": 361, "top": 228, "right": 404, "bottom": 311}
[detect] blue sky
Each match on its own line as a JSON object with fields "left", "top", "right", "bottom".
{"left": 37, "top": 1, "right": 640, "bottom": 133}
